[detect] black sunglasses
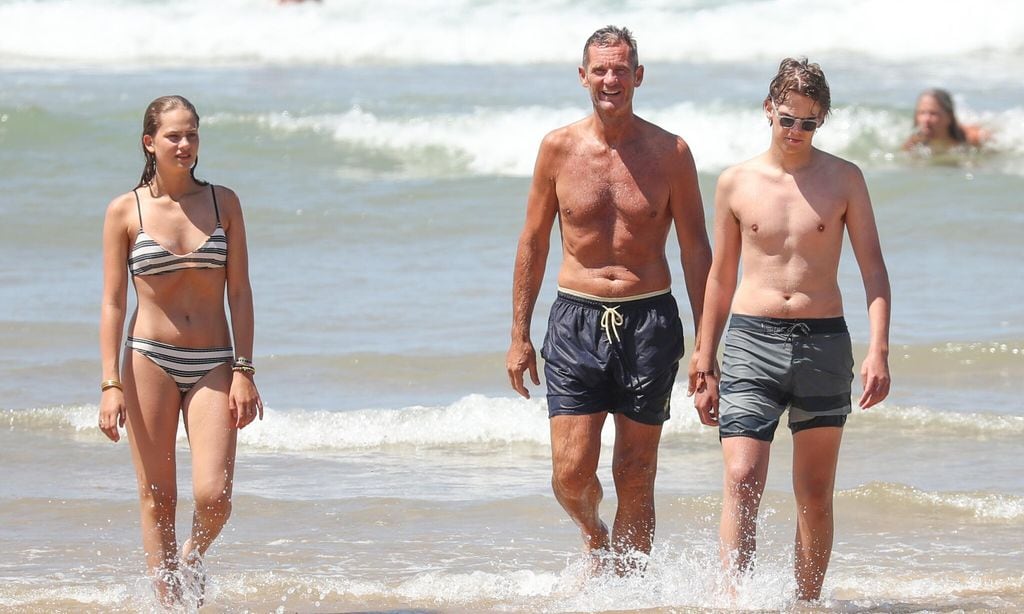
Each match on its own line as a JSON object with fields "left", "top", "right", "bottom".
{"left": 772, "top": 101, "right": 820, "bottom": 132}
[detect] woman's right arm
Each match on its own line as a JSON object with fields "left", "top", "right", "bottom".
{"left": 98, "top": 194, "right": 131, "bottom": 442}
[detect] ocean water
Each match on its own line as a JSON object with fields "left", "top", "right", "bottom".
{"left": 1, "top": 0, "right": 1023, "bottom": 612}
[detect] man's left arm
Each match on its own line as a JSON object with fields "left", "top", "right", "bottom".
{"left": 844, "top": 163, "right": 892, "bottom": 409}
{"left": 669, "top": 138, "right": 713, "bottom": 342}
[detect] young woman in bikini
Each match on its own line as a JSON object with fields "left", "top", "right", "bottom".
{"left": 98, "top": 95, "right": 262, "bottom": 605}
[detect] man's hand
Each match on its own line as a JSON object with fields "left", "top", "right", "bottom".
{"left": 506, "top": 339, "right": 540, "bottom": 399}
{"left": 858, "top": 352, "right": 891, "bottom": 409}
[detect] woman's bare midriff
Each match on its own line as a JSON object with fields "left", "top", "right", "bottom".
{"left": 130, "top": 269, "right": 232, "bottom": 347}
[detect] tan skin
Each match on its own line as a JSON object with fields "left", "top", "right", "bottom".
{"left": 506, "top": 42, "right": 711, "bottom": 568}
{"left": 688, "top": 92, "right": 890, "bottom": 600}
{"left": 98, "top": 107, "right": 261, "bottom": 602}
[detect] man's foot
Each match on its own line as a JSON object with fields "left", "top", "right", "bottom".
{"left": 582, "top": 521, "right": 612, "bottom": 576}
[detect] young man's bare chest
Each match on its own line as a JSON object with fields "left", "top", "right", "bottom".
{"left": 733, "top": 175, "right": 847, "bottom": 247}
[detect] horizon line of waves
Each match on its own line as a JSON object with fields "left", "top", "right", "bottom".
{"left": 204, "top": 105, "right": 1024, "bottom": 178}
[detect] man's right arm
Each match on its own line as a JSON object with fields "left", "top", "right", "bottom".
{"left": 507, "top": 134, "right": 561, "bottom": 399}
{"left": 689, "top": 167, "right": 743, "bottom": 425}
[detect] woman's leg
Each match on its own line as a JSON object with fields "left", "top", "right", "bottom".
{"left": 181, "top": 362, "right": 237, "bottom": 560}
{"left": 123, "top": 349, "right": 184, "bottom": 602}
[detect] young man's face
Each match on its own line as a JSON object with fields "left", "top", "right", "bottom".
{"left": 579, "top": 42, "right": 643, "bottom": 115}
{"left": 765, "top": 92, "right": 822, "bottom": 152}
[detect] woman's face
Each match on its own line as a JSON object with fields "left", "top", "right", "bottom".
{"left": 144, "top": 107, "right": 199, "bottom": 171}
{"left": 914, "top": 94, "right": 952, "bottom": 141}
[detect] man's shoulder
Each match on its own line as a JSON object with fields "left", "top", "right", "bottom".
{"left": 634, "top": 116, "right": 690, "bottom": 152}
{"left": 720, "top": 155, "right": 769, "bottom": 184}
{"left": 813, "top": 149, "right": 865, "bottom": 181}
{"left": 539, "top": 119, "right": 588, "bottom": 150}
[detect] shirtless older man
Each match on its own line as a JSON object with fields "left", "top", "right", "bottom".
{"left": 689, "top": 58, "right": 891, "bottom": 600}
{"left": 506, "top": 26, "right": 711, "bottom": 569}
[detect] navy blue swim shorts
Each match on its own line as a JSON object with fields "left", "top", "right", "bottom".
{"left": 541, "top": 290, "right": 684, "bottom": 426}
{"left": 718, "top": 314, "right": 854, "bottom": 442}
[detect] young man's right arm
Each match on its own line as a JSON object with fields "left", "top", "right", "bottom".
{"left": 507, "top": 133, "right": 561, "bottom": 399}
{"left": 688, "top": 166, "right": 743, "bottom": 426}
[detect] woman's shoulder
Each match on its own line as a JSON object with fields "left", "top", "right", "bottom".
{"left": 105, "top": 189, "right": 139, "bottom": 219}
{"left": 963, "top": 124, "right": 990, "bottom": 148}
{"left": 210, "top": 183, "right": 242, "bottom": 209}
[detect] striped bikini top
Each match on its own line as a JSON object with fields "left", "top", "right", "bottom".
{"left": 128, "top": 185, "right": 228, "bottom": 277}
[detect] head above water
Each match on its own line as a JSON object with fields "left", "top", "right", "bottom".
{"left": 582, "top": 25, "right": 638, "bottom": 70}
{"left": 137, "top": 95, "right": 205, "bottom": 189}
{"left": 914, "top": 88, "right": 966, "bottom": 143}
{"left": 766, "top": 57, "right": 831, "bottom": 122}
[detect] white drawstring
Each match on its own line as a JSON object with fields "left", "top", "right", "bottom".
{"left": 600, "top": 305, "right": 624, "bottom": 344}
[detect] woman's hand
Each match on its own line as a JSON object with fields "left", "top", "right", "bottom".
{"left": 98, "top": 388, "right": 127, "bottom": 442}
{"left": 229, "top": 373, "right": 263, "bottom": 429}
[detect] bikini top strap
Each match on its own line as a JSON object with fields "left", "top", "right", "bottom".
{"left": 210, "top": 184, "right": 221, "bottom": 225}
{"left": 133, "top": 188, "right": 144, "bottom": 230}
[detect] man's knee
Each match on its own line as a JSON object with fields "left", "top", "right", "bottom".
{"left": 611, "top": 453, "right": 657, "bottom": 492}
{"left": 551, "top": 463, "right": 598, "bottom": 499}
{"left": 794, "top": 482, "right": 834, "bottom": 520}
{"left": 723, "top": 457, "right": 767, "bottom": 503}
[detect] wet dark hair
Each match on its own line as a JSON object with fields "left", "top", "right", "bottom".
{"left": 136, "top": 95, "right": 207, "bottom": 189}
{"left": 582, "top": 25, "right": 638, "bottom": 70}
{"left": 767, "top": 57, "right": 831, "bottom": 120}
{"left": 915, "top": 88, "right": 967, "bottom": 143}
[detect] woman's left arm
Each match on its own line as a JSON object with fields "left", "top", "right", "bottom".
{"left": 220, "top": 185, "right": 263, "bottom": 428}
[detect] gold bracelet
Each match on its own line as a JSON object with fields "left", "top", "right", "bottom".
{"left": 100, "top": 379, "right": 123, "bottom": 392}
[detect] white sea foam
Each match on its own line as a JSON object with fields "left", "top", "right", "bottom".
{"left": 209, "top": 102, "right": 1024, "bottom": 177}
{"left": 13, "top": 389, "right": 1023, "bottom": 453}
{"left": 1, "top": 0, "right": 1022, "bottom": 67}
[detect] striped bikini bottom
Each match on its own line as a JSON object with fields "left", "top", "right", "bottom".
{"left": 126, "top": 336, "right": 234, "bottom": 394}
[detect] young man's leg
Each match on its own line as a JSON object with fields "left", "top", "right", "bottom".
{"left": 719, "top": 436, "right": 771, "bottom": 573}
{"left": 790, "top": 425, "right": 843, "bottom": 600}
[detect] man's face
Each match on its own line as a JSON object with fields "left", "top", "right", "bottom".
{"left": 765, "top": 92, "right": 822, "bottom": 152}
{"left": 914, "top": 94, "right": 952, "bottom": 140}
{"left": 579, "top": 43, "right": 642, "bottom": 115}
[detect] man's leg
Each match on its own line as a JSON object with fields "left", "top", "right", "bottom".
{"left": 550, "top": 412, "right": 610, "bottom": 552}
{"left": 719, "top": 436, "right": 771, "bottom": 574}
{"left": 610, "top": 413, "right": 662, "bottom": 563}
{"left": 791, "top": 425, "right": 843, "bottom": 601}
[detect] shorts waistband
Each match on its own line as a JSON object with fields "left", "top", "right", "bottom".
{"left": 556, "top": 286, "right": 671, "bottom": 308}
{"left": 729, "top": 314, "right": 848, "bottom": 335}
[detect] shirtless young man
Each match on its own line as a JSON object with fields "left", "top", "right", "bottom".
{"left": 506, "top": 25, "right": 711, "bottom": 570}
{"left": 688, "top": 58, "right": 891, "bottom": 600}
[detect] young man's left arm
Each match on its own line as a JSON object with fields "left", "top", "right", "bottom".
{"left": 844, "top": 163, "right": 892, "bottom": 409}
